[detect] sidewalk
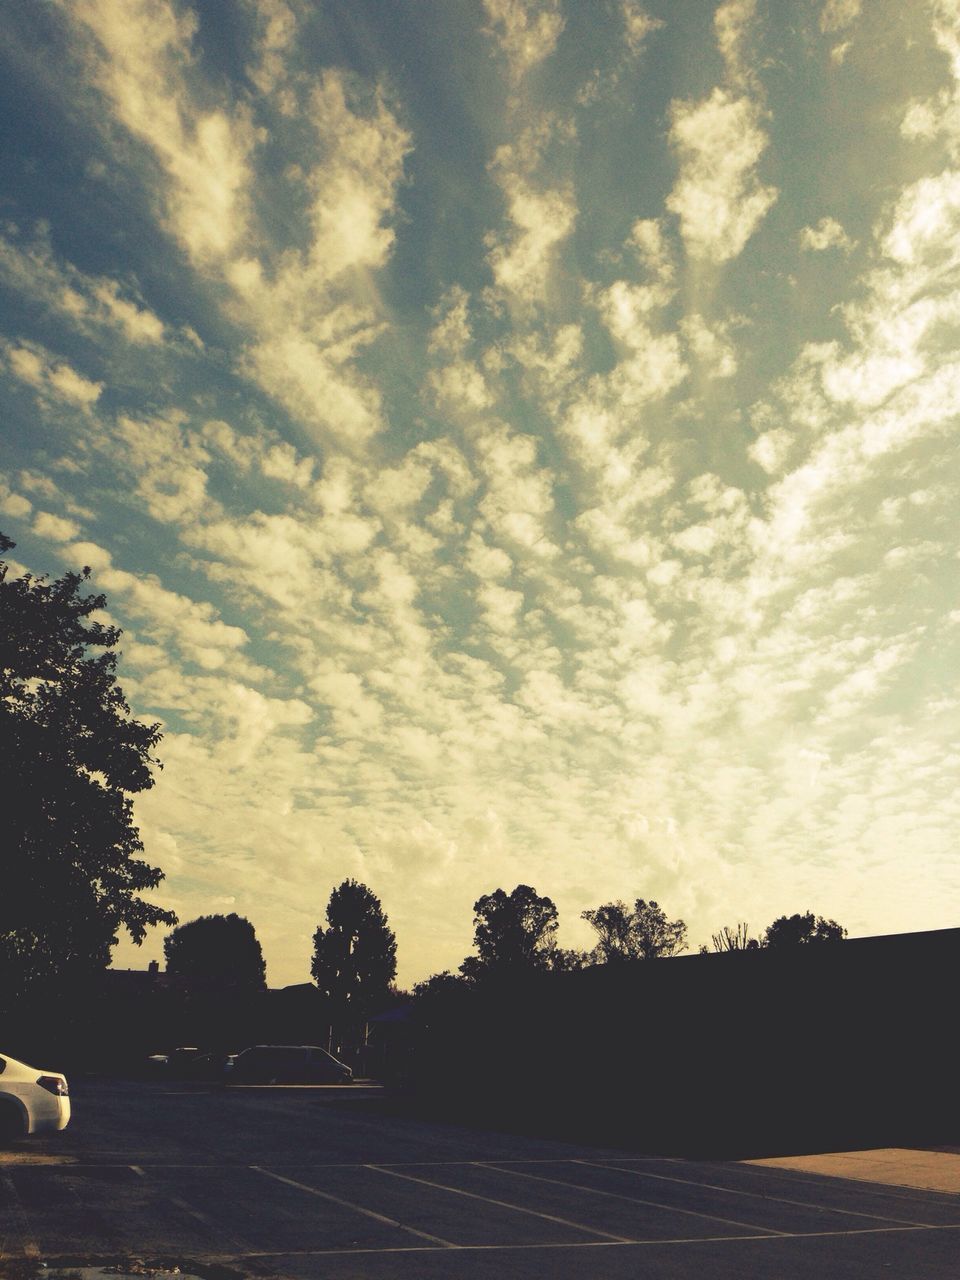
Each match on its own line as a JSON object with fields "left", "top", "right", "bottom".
{"left": 745, "top": 1148, "right": 960, "bottom": 1194}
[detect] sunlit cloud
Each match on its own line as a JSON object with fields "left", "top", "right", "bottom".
{"left": 2, "top": 338, "right": 103, "bottom": 408}
{"left": 2, "top": 0, "right": 958, "bottom": 987}
{"left": 667, "top": 89, "right": 777, "bottom": 264}
{"left": 800, "top": 217, "right": 856, "bottom": 253}
{"left": 482, "top": 0, "right": 565, "bottom": 83}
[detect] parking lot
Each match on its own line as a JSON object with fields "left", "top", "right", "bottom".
{"left": 1, "top": 1079, "right": 959, "bottom": 1278}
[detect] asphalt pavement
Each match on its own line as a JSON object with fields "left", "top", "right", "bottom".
{"left": 0, "top": 1079, "right": 958, "bottom": 1278}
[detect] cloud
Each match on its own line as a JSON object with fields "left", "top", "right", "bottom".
{"left": 482, "top": 0, "right": 565, "bottom": 82}
{"left": 2, "top": 339, "right": 103, "bottom": 407}
{"left": 301, "top": 74, "right": 411, "bottom": 281}
{"left": 229, "top": 72, "right": 412, "bottom": 445}
{"left": 800, "top": 216, "right": 856, "bottom": 253}
{"left": 667, "top": 88, "right": 777, "bottom": 264}
{"left": 901, "top": 4, "right": 960, "bottom": 156}
{"left": 0, "top": 229, "right": 168, "bottom": 345}
{"left": 819, "top": 0, "right": 862, "bottom": 34}
{"left": 428, "top": 288, "right": 496, "bottom": 413}
{"left": 65, "top": 3, "right": 409, "bottom": 446}
{"left": 621, "top": 2, "right": 663, "bottom": 57}
{"left": 113, "top": 413, "right": 214, "bottom": 525}
{"left": 714, "top": 0, "right": 758, "bottom": 86}
{"left": 32, "top": 511, "right": 81, "bottom": 543}
{"left": 629, "top": 218, "right": 676, "bottom": 291}
{"left": 485, "top": 120, "right": 577, "bottom": 309}
{"left": 0, "top": 482, "right": 32, "bottom": 522}
{"left": 473, "top": 423, "right": 558, "bottom": 556}
{"left": 681, "top": 313, "right": 739, "bottom": 378}
{"left": 61, "top": 539, "right": 252, "bottom": 674}
{"left": 749, "top": 428, "right": 794, "bottom": 475}
{"left": 66, "top": 0, "right": 257, "bottom": 266}
{"left": 10, "top": 0, "right": 960, "bottom": 984}
{"left": 246, "top": 0, "right": 298, "bottom": 105}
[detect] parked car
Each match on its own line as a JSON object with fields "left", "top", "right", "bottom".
{"left": 229, "top": 1044, "right": 353, "bottom": 1085}
{"left": 192, "top": 1051, "right": 236, "bottom": 1081}
{"left": 0, "top": 1053, "right": 70, "bottom": 1139}
{"left": 145, "top": 1046, "right": 201, "bottom": 1076}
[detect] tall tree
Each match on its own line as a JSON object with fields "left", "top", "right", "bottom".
{"left": 163, "top": 913, "right": 267, "bottom": 992}
{"left": 763, "top": 912, "right": 846, "bottom": 948}
{"left": 582, "top": 898, "right": 687, "bottom": 961}
{"left": 460, "top": 884, "right": 559, "bottom": 979}
{"left": 0, "top": 534, "right": 175, "bottom": 1000}
{"left": 311, "top": 880, "right": 397, "bottom": 1019}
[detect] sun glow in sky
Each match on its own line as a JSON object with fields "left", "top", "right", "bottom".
{"left": 2, "top": 0, "right": 959, "bottom": 986}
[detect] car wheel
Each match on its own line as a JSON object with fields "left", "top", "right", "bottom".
{"left": 0, "top": 1102, "right": 26, "bottom": 1143}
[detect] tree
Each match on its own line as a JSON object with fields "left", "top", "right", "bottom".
{"left": 311, "top": 880, "right": 397, "bottom": 1020}
{"left": 413, "top": 971, "right": 467, "bottom": 1001}
{"left": 547, "top": 946, "right": 591, "bottom": 973}
{"left": 709, "top": 922, "right": 761, "bottom": 953}
{"left": 582, "top": 898, "right": 687, "bottom": 962}
{"left": 459, "top": 884, "right": 559, "bottom": 980}
{"left": 0, "top": 534, "right": 175, "bottom": 1000}
{"left": 163, "top": 913, "right": 266, "bottom": 993}
{"left": 763, "top": 912, "right": 846, "bottom": 948}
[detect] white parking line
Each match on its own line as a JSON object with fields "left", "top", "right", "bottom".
{"left": 130, "top": 1165, "right": 253, "bottom": 1248}
{"left": 609, "top": 1157, "right": 960, "bottom": 1204}
{"left": 203, "top": 1217, "right": 960, "bottom": 1263}
{"left": 131, "top": 1164, "right": 219, "bottom": 1228}
{"left": 0, "top": 1171, "right": 40, "bottom": 1260}
{"left": 250, "top": 1165, "right": 457, "bottom": 1248}
{"left": 579, "top": 1160, "right": 939, "bottom": 1228}
{"left": 482, "top": 1161, "right": 787, "bottom": 1236}
{"left": 715, "top": 1159, "right": 960, "bottom": 1205}
{"left": 366, "top": 1164, "right": 634, "bottom": 1242}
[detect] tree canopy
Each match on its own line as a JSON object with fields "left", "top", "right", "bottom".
{"left": 163, "top": 913, "right": 266, "bottom": 992}
{"left": 0, "top": 534, "right": 174, "bottom": 1000}
{"left": 311, "top": 880, "right": 397, "bottom": 1019}
{"left": 763, "top": 912, "right": 847, "bottom": 948}
{"left": 582, "top": 898, "right": 688, "bottom": 961}
{"left": 460, "top": 884, "right": 559, "bottom": 979}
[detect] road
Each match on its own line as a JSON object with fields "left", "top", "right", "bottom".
{"left": 0, "top": 1079, "right": 958, "bottom": 1278}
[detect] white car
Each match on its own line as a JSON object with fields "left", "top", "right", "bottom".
{"left": 0, "top": 1053, "right": 70, "bottom": 1138}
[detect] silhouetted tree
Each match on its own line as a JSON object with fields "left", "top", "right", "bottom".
{"left": 710, "top": 922, "right": 761, "bottom": 952}
{"left": 311, "top": 880, "right": 397, "bottom": 1020}
{"left": 763, "top": 912, "right": 846, "bottom": 947}
{"left": 0, "top": 533, "right": 175, "bottom": 1003}
{"left": 582, "top": 898, "right": 687, "bottom": 961}
{"left": 548, "top": 947, "right": 591, "bottom": 973}
{"left": 460, "top": 884, "right": 559, "bottom": 980}
{"left": 163, "top": 913, "right": 266, "bottom": 992}
{"left": 413, "top": 971, "right": 468, "bottom": 1001}
{"left": 411, "top": 971, "right": 471, "bottom": 1029}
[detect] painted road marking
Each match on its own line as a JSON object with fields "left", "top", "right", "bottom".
{"left": 482, "top": 1161, "right": 787, "bottom": 1235}
{"left": 581, "top": 1159, "right": 940, "bottom": 1228}
{"left": 615, "top": 1156, "right": 960, "bottom": 1205}
{"left": 250, "top": 1165, "right": 457, "bottom": 1248}
{"left": 366, "top": 1163, "right": 634, "bottom": 1242}
{"left": 194, "top": 1217, "right": 960, "bottom": 1264}
{"left": 0, "top": 1171, "right": 40, "bottom": 1260}
{"left": 130, "top": 1164, "right": 255, "bottom": 1253}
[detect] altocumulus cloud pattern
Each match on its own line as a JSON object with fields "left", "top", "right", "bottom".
{"left": 1, "top": 0, "right": 959, "bottom": 983}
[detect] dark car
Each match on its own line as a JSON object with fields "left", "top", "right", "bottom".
{"left": 228, "top": 1044, "right": 353, "bottom": 1084}
{"left": 145, "top": 1046, "right": 201, "bottom": 1077}
{"left": 192, "top": 1051, "right": 237, "bottom": 1081}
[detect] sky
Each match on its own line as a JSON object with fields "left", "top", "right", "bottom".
{"left": 1, "top": 0, "right": 959, "bottom": 988}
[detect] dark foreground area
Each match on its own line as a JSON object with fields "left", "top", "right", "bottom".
{"left": 0, "top": 1080, "right": 958, "bottom": 1279}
